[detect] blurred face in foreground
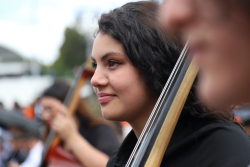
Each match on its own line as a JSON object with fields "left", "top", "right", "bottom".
{"left": 159, "top": 0, "right": 250, "bottom": 108}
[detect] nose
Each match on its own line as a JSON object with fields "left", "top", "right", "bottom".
{"left": 91, "top": 66, "right": 108, "bottom": 88}
{"left": 158, "top": 0, "right": 195, "bottom": 33}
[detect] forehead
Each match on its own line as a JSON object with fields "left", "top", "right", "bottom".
{"left": 40, "top": 96, "right": 61, "bottom": 105}
{"left": 92, "top": 33, "right": 126, "bottom": 59}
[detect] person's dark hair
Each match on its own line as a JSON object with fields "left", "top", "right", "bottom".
{"left": 97, "top": 1, "right": 180, "bottom": 95}
{"left": 42, "top": 81, "right": 70, "bottom": 103}
{"left": 10, "top": 127, "right": 41, "bottom": 140}
{"left": 97, "top": 1, "right": 241, "bottom": 127}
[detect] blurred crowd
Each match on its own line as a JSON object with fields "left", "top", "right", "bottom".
{"left": 0, "top": 101, "right": 42, "bottom": 167}
{"left": 0, "top": 80, "right": 131, "bottom": 167}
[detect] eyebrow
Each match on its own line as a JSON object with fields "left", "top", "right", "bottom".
{"left": 91, "top": 52, "right": 123, "bottom": 61}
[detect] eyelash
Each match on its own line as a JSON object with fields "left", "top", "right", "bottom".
{"left": 109, "top": 60, "right": 123, "bottom": 67}
{"left": 92, "top": 60, "right": 123, "bottom": 68}
{"left": 92, "top": 62, "right": 97, "bottom": 68}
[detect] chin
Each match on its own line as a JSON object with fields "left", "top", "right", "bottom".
{"left": 102, "top": 112, "right": 112, "bottom": 120}
{"left": 102, "top": 109, "right": 125, "bottom": 122}
{"left": 101, "top": 109, "right": 117, "bottom": 121}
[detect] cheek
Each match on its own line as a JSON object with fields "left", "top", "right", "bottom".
{"left": 109, "top": 67, "right": 141, "bottom": 93}
{"left": 198, "top": 27, "right": 250, "bottom": 107}
{"left": 93, "top": 87, "right": 97, "bottom": 94}
{"left": 114, "top": 68, "right": 144, "bottom": 97}
{"left": 102, "top": 67, "right": 152, "bottom": 121}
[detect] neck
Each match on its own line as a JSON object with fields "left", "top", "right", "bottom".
{"left": 129, "top": 98, "right": 157, "bottom": 138}
{"left": 130, "top": 119, "right": 148, "bottom": 139}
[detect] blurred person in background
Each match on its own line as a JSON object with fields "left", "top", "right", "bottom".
{"left": 8, "top": 127, "right": 43, "bottom": 167}
{"left": 158, "top": 0, "right": 250, "bottom": 109}
{"left": 22, "top": 106, "right": 35, "bottom": 121}
{"left": 33, "top": 98, "right": 43, "bottom": 124}
{"left": 0, "top": 128, "right": 12, "bottom": 167}
{"left": 0, "top": 138, "right": 9, "bottom": 167}
{"left": 20, "top": 98, "right": 43, "bottom": 124}
{"left": 234, "top": 104, "right": 250, "bottom": 135}
{"left": 0, "top": 123, "right": 26, "bottom": 167}
{"left": 39, "top": 81, "right": 120, "bottom": 167}
{"left": 13, "top": 102, "right": 21, "bottom": 112}
{"left": 0, "top": 102, "right": 4, "bottom": 109}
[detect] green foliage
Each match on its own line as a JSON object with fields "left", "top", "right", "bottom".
{"left": 52, "top": 27, "right": 87, "bottom": 76}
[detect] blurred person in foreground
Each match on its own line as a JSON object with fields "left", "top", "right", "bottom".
{"left": 39, "top": 81, "right": 120, "bottom": 167}
{"left": 158, "top": 0, "right": 250, "bottom": 109}
{"left": 8, "top": 128, "right": 43, "bottom": 167}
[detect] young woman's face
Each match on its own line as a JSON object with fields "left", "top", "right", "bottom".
{"left": 40, "top": 97, "right": 62, "bottom": 126}
{"left": 91, "top": 33, "right": 158, "bottom": 124}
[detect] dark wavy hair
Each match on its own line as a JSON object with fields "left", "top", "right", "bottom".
{"left": 97, "top": 1, "right": 180, "bottom": 95}
{"left": 97, "top": 1, "right": 240, "bottom": 125}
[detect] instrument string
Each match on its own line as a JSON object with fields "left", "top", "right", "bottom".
{"left": 125, "top": 39, "right": 190, "bottom": 167}
{"left": 130, "top": 41, "right": 189, "bottom": 167}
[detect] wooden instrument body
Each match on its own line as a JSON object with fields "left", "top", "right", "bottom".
{"left": 144, "top": 55, "right": 198, "bottom": 167}
{"left": 46, "top": 146, "right": 82, "bottom": 167}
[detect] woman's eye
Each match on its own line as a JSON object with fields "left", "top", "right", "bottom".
{"left": 109, "top": 60, "right": 122, "bottom": 67}
{"left": 92, "top": 62, "right": 97, "bottom": 68}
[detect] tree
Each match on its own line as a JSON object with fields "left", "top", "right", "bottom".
{"left": 52, "top": 26, "right": 87, "bottom": 76}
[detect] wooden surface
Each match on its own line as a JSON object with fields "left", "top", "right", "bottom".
{"left": 144, "top": 58, "right": 199, "bottom": 167}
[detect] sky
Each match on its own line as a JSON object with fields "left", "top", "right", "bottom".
{"left": 0, "top": 0, "right": 140, "bottom": 65}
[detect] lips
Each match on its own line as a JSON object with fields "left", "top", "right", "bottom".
{"left": 97, "top": 93, "right": 116, "bottom": 104}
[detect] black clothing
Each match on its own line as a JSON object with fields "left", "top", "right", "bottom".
{"left": 76, "top": 111, "right": 120, "bottom": 157}
{"left": 8, "top": 150, "right": 28, "bottom": 164}
{"left": 79, "top": 124, "right": 120, "bottom": 157}
{"left": 107, "top": 113, "right": 250, "bottom": 167}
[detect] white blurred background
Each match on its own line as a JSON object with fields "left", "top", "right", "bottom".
{"left": 0, "top": 0, "right": 142, "bottom": 109}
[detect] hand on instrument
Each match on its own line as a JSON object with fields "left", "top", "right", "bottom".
{"left": 51, "top": 105, "right": 79, "bottom": 148}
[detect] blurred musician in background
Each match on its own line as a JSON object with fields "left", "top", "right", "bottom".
{"left": 0, "top": 106, "right": 42, "bottom": 167}
{"left": 39, "top": 81, "right": 120, "bottom": 167}
{"left": 0, "top": 128, "right": 12, "bottom": 167}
